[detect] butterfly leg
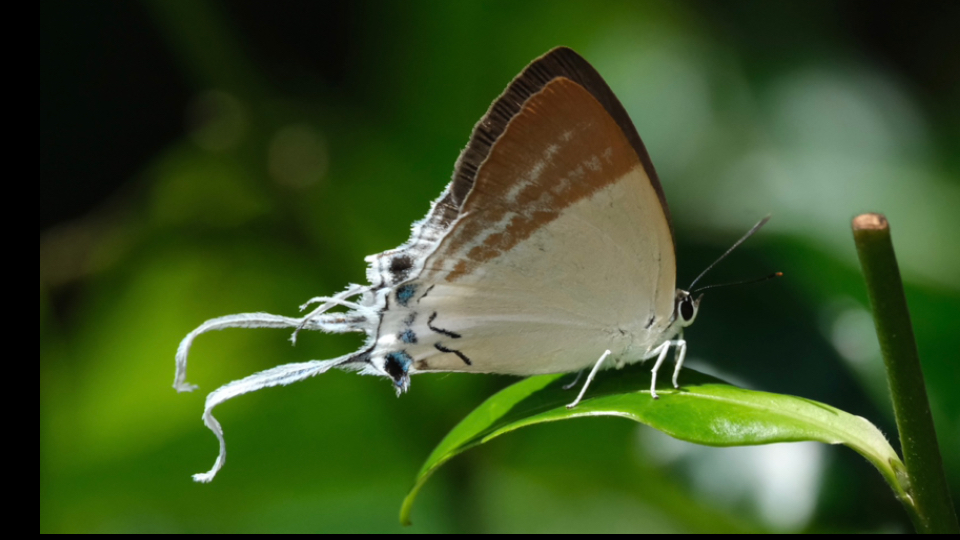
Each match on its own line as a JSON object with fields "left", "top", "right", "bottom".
{"left": 671, "top": 331, "right": 687, "bottom": 389}
{"left": 566, "top": 350, "right": 612, "bottom": 409}
{"left": 647, "top": 341, "right": 673, "bottom": 399}
{"left": 562, "top": 369, "right": 585, "bottom": 391}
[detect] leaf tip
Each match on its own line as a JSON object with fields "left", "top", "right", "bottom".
{"left": 399, "top": 493, "right": 415, "bottom": 527}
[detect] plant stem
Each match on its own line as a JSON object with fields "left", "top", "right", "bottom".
{"left": 852, "top": 213, "right": 958, "bottom": 534}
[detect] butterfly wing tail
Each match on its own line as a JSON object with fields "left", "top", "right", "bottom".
{"left": 175, "top": 285, "right": 378, "bottom": 482}
{"left": 190, "top": 355, "right": 354, "bottom": 483}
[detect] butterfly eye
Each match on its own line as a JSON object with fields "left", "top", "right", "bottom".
{"left": 679, "top": 295, "right": 695, "bottom": 322}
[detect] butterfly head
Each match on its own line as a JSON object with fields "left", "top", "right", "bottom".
{"left": 674, "top": 289, "right": 702, "bottom": 329}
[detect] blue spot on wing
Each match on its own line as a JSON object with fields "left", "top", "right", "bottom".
{"left": 399, "top": 329, "right": 418, "bottom": 344}
{"left": 396, "top": 284, "right": 418, "bottom": 306}
{"left": 384, "top": 351, "right": 413, "bottom": 382}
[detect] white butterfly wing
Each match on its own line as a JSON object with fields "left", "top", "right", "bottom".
{"left": 376, "top": 77, "right": 676, "bottom": 375}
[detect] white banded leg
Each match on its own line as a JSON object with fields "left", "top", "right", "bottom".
{"left": 646, "top": 341, "right": 671, "bottom": 400}
{"left": 565, "top": 350, "right": 612, "bottom": 409}
{"left": 671, "top": 330, "right": 687, "bottom": 389}
{"left": 643, "top": 334, "right": 687, "bottom": 399}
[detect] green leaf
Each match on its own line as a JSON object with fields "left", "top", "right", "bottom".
{"left": 400, "top": 364, "right": 911, "bottom": 526}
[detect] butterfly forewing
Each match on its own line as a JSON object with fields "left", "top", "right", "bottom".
{"left": 378, "top": 77, "right": 676, "bottom": 375}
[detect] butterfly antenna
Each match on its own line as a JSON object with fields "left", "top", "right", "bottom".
{"left": 688, "top": 215, "right": 771, "bottom": 290}
{"left": 692, "top": 272, "right": 782, "bottom": 295}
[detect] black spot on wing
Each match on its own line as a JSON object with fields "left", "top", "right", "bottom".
{"left": 384, "top": 351, "right": 412, "bottom": 383}
{"left": 428, "top": 312, "right": 461, "bottom": 339}
{"left": 417, "top": 284, "right": 435, "bottom": 303}
{"left": 389, "top": 255, "right": 414, "bottom": 283}
{"left": 434, "top": 343, "right": 472, "bottom": 366}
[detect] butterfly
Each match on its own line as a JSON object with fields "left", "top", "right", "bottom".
{"left": 175, "top": 46, "right": 769, "bottom": 483}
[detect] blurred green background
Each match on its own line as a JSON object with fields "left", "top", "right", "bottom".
{"left": 40, "top": 0, "right": 959, "bottom": 533}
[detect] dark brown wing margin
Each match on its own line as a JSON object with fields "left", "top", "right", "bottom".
{"left": 441, "top": 46, "right": 672, "bottom": 232}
